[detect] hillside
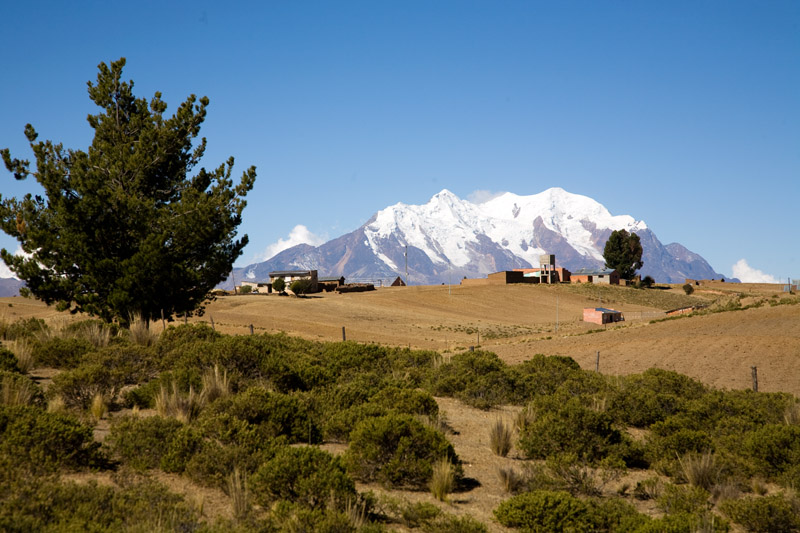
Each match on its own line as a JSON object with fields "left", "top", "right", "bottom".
{"left": 8, "top": 281, "right": 793, "bottom": 395}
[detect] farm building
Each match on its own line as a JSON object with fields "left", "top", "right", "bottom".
{"left": 391, "top": 276, "right": 406, "bottom": 286}
{"left": 583, "top": 307, "right": 624, "bottom": 325}
{"left": 571, "top": 268, "right": 620, "bottom": 285}
{"left": 318, "top": 276, "right": 345, "bottom": 292}
{"left": 269, "top": 270, "right": 319, "bottom": 293}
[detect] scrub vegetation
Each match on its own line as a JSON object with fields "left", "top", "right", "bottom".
{"left": 0, "top": 309, "right": 798, "bottom": 532}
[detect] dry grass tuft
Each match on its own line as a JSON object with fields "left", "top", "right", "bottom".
{"left": 514, "top": 403, "right": 535, "bottom": 434}
{"left": 1, "top": 374, "right": 37, "bottom": 406}
{"left": 47, "top": 394, "right": 66, "bottom": 413}
{"left": 155, "top": 383, "right": 204, "bottom": 423}
{"left": 345, "top": 497, "right": 369, "bottom": 529}
{"left": 498, "top": 467, "right": 525, "bottom": 494}
{"left": 128, "top": 313, "right": 160, "bottom": 347}
{"left": 90, "top": 392, "right": 107, "bottom": 422}
{"left": 489, "top": 418, "right": 513, "bottom": 457}
{"left": 80, "top": 322, "right": 111, "bottom": 348}
{"left": 201, "top": 364, "right": 230, "bottom": 404}
{"left": 429, "top": 457, "right": 454, "bottom": 502}
{"left": 11, "top": 340, "right": 34, "bottom": 373}
{"left": 784, "top": 402, "right": 800, "bottom": 425}
{"left": 678, "top": 451, "right": 720, "bottom": 491}
{"left": 226, "top": 467, "right": 249, "bottom": 521}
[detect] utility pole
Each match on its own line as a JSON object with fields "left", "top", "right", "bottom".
{"left": 405, "top": 245, "right": 409, "bottom": 286}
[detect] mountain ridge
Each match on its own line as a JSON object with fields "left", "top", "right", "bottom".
{"left": 229, "top": 188, "right": 730, "bottom": 286}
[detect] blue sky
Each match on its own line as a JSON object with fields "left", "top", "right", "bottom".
{"left": 1, "top": 1, "right": 798, "bottom": 282}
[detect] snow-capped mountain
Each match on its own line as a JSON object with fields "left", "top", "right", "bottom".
{"left": 230, "top": 188, "right": 729, "bottom": 286}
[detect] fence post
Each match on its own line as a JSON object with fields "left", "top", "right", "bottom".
{"left": 751, "top": 366, "right": 758, "bottom": 392}
{"left": 161, "top": 309, "right": 166, "bottom": 331}
{"left": 249, "top": 324, "right": 254, "bottom": 335}
{"left": 595, "top": 351, "right": 600, "bottom": 373}
{"left": 342, "top": 326, "right": 346, "bottom": 342}
{"left": 210, "top": 316, "right": 215, "bottom": 331}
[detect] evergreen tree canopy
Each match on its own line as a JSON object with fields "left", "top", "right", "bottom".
{"left": 603, "top": 229, "right": 643, "bottom": 280}
{"left": 0, "top": 58, "right": 256, "bottom": 323}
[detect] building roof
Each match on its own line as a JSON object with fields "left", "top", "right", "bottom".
{"left": 269, "top": 270, "right": 314, "bottom": 277}
{"left": 319, "top": 276, "right": 344, "bottom": 282}
{"left": 572, "top": 268, "right": 617, "bottom": 276}
{"left": 593, "top": 307, "right": 621, "bottom": 314}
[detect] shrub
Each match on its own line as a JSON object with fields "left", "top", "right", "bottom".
{"left": 10, "top": 340, "right": 34, "bottom": 373}
{"left": 0, "top": 317, "right": 46, "bottom": 340}
{"left": 322, "top": 402, "right": 389, "bottom": 443}
{"left": 720, "top": 494, "right": 800, "bottom": 533}
{"left": 0, "top": 476, "right": 202, "bottom": 532}
{"left": 32, "top": 336, "right": 94, "bottom": 368}
{"left": 206, "top": 387, "right": 321, "bottom": 443}
{"left": 106, "top": 415, "right": 183, "bottom": 471}
{"left": 0, "top": 405, "right": 102, "bottom": 472}
{"left": 656, "top": 483, "right": 710, "bottom": 515}
{"left": 250, "top": 446, "right": 356, "bottom": 510}
{"left": 290, "top": 278, "right": 313, "bottom": 295}
{"left": 421, "top": 513, "right": 487, "bottom": 533}
{"left": 608, "top": 368, "right": 706, "bottom": 428}
{"left": 344, "top": 413, "right": 460, "bottom": 489}
{"left": 238, "top": 284, "right": 252, "bottom": 294}
{"left": 683, "top": 283, "right": 695, "bottom": 295}
{"left": 489, "top": 418, "right": 513, "bottom": 457}
{"left": 49, "top": 363, "right": 126, "bottom": 410}
{"left": 370, "top": 386, "right": 439, "bottom": 417}
{"left": 0, "top": 347, "right": 19, "bottom": 373}
{"left": 272, "top": 277, "right": 286, "bottom": 293}
{"left": 494, "top": 490, "right": 595, "bottom": 532}
{"left": 740, "top": 424, "right": 800, "bottom": 479}
{"left": 518, "top": 397, "right": 626, "bottom": 463}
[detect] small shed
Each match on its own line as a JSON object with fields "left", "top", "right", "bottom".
{"left": 571, "top": 268, "right": 620, "bottom": 285}
{"left": 318, "top": 276, "right": 345, "bottom": 292}
{"left": 583, "top": 307, "right": 624, "bottom": 325}
{"left": 391, "top": 276, "right": 406, "bottom": 286}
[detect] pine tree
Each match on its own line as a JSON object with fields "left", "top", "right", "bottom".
{"left": 0, "top": 58, "right": 256, "bottom": 323}
{"left": 603, "top": 229, "right": 643, "bottom": 280}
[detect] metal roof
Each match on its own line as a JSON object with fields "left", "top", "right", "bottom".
{"left": 572, "top": 268, "right": 616, "bottom": 276}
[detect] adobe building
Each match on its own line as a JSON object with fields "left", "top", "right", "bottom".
{"left": 571, "top": 268, "right": 620, "bottom": 285}
{"left": 583, "top": 307, "right": 624, "bottom": 325}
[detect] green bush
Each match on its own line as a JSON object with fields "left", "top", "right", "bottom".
{"left": 272, "top": 277, "right": 286, "bottom": 293}
{"left": 370, "top": 386, "right": 439, "bottom": 417}
{"left": 106, "top": 415, "right": 183, "bottom": 471}
{"left": 656, "top": 483, "right": 710, "bottom": 515}
{"left": 48, "top": 363, "right": 127, "bottom": 410}
{"left": 0, "top": 476, "right": 201, "bottom": 532}
{"left": 344, "top": 413, "right": 460, "bottom": 488}
{"left": 238, "top": 284, "right": 252, "bottom": 294}
{"left": 0, "top": 405, "right": 102, "bottom": 472}
{"left": 518, "top": 397, "right": 627, "bottom": 463}
{"left": 250, "top": 446, "right": 356, "bottom": 510}
{"left": 0, "top": 317, "right": 46, "bottom": 340}
{"left": 494, "top": 490, "right": 596, "bottom": 532}
{"left": 740, "top": 424, "right": 800, "bottom": 480}
{"left": 32, "top": 336, "right": 94, "bottom": 368}
{"left": 608, "top": 369, "right": 706, "bottom": 428}
{"left": 683, "top": 283, "right": 695, "bottom": 295}
{"left": 322, "top": 402, "right": 389, "bottom": 442}
{"left": 290, "top": 278, "right": 313, "bottom": 295}
{"left": 720, "top": 494, "right": 800, "bottom": 533}
{"left": 205, "top": 387, "right": 321, "bottom": 443}
{"left": 0, "top": 347, "right": 20, "bottom": 373}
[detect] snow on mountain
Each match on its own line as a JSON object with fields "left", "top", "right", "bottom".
{"left": 226, "top": 188, "right": 727, "bottom": 286}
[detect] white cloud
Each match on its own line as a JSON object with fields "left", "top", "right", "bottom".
{"left": 731, "top": 259, "right": 780, "bottom": 284}
{"left": 257, "top": 225, "right": 327, "bottom": 262}
{"left": 467, "top": 189, "right": 505, "bottom": 204}
{"left": 0, "top": 247, "right": 29, "bottom": 279}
